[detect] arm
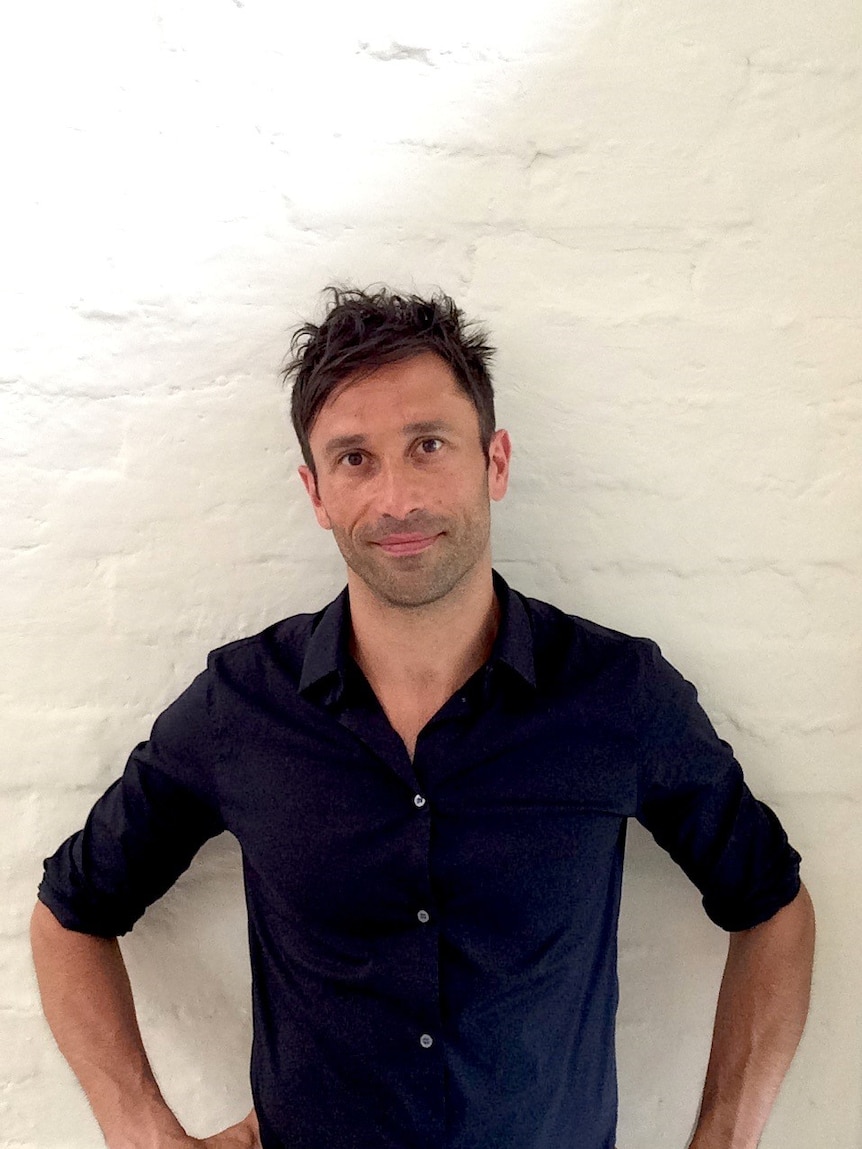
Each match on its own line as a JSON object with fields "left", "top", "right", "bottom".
{"left": 689, "top": 882, "right": 815, "bottom": 1149}
{"left": 30, "top": 900, "right": 258, "bottom": 1149}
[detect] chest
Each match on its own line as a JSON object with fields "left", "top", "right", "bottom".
{"left": 376, "top": 693, "right": 451, "bottom": 760}
{"left": 212, "top": 691, "right": 639, "bottom": 948}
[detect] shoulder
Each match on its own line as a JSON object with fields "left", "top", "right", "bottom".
{"left": 520, "top": 589, "right": 661, "bottom": 679}
{"left": 514, "top": 588, "right": 690, "bottom": 727}
{"left": 206, "top": 609, "right": 317, "bottom": 669}
{"left": 200, "top": 601, "right": 336, "bottom": 702}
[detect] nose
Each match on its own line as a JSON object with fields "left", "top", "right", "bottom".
{"left": 372, "top": 456, "right": 424, "bottom": 521}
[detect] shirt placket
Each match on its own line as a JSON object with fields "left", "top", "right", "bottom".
{"left": 334, "top": 698, "right": 447, "bottom": 1149}
{"left": 410, "top": 689, "right": 479, "bottom": 1142}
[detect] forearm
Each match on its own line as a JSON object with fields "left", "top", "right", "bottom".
{"left": 691, "top": 883, "right": 815, "bottom": 1149}
{"left": 30, "top": 899, "right": 188, "bottom": 1149}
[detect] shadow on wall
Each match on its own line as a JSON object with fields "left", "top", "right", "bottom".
{"left": 13, "top": 0, "right": 843, "bottom": 1143}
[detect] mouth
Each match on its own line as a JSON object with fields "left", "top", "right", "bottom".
{"left": 373, "top": 533, "right": 442, "bottom": 556}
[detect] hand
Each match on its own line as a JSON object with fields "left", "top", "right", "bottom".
{"left": 109, "top": 1110, "right": 261, "bottom": 1149}
{"left": 199, "top": 1110, "right": 261, "bottom": 1149}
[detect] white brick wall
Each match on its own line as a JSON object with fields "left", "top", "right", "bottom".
{"left": 2, "top": 1, "right": 859, "bottom": 1145}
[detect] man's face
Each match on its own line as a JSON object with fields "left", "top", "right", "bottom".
{"left": 299, "top": 352, "right": 511, "bottom": 609}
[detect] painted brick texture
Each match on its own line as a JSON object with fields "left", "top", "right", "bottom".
{"left": 1, "top": 2, "right": 859, "bottom": 1146}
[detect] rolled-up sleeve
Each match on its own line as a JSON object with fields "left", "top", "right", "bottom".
{"left": 38, "top": 668, "right": 225, "bottom": 937}
{"left": 635, "top": 644, "right": 801, "bottom": 932}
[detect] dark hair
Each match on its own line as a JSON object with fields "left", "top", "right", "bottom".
{"left": 283, "top": 286, "right": 496, "bottom": 475}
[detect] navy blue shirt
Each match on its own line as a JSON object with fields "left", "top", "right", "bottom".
{"left": 39, "top": 574, "right": 801, "bottom": 1149}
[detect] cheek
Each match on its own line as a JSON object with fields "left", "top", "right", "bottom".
{"left": 316, "top": 485, "right": 366, "bottom": 532}
{"left": 454, "top": 467, "right": 492, "bottom": 506}
{"left": 433, "top": 461, "right": 480, "bottom": 496}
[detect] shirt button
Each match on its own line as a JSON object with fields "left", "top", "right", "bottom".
{"left": 413, "top": 794, "right": 426, "bottom": 808}
{"left": 419, "top": 1033, "right": 434, "bottom": 1049}
{"left": 417, "top": 909, "right": 430, "bottom": 923}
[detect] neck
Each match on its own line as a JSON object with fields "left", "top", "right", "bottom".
{"left": 347, "top": 563, "right": 500, "bottom": 699}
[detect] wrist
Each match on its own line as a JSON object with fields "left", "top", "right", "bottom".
{"left": 101, "top": 1087, "right": 190, "bottom": 1149}
{"left": 689, "top": 1116, "right": 759, "bottom": 1149}
{"left": 106, "top": 1126, "right": 191, "bottom": 1149}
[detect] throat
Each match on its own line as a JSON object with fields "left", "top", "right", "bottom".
{"left": 346, "top": 574, "right": 501, "bottom": 758}
{"left": 373, "top": 687, "right": 456, "bottom": 762}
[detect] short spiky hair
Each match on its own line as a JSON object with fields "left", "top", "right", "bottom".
{"left": 283, "top": 286, "right": 496, "bottom": 475}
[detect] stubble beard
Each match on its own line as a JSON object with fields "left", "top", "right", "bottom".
{"left": 331, "top": 505, "right": 492, "bottom": 610}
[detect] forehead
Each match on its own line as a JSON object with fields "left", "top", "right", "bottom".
{"left": 311, "top": 352, "right": 474, "bottom": 439}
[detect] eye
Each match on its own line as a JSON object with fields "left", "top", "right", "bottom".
{"left": 338, "top": 451, "right": 365, "bottom": 468}
{"left": 418, "top": 438, "right": 444, "bottom": 455}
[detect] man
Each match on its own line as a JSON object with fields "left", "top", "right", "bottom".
{"left": 31, "top": 287, "right": 815, "bottom": 1149}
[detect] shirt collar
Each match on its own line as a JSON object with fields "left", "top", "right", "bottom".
{"left": 297, "top": 587, "right": 351, "bottom": 702}
{"left": 489, "top": 570, "right": 537, "bottom": 690}
{"left": 297, "top": 570, "right": 537, "bottom": 704}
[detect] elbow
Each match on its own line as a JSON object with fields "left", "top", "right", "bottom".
{"left": 728, "top": 882, "right": 815, "bottom": 963}
{"left": 740, "top": 881, "right": 815, "bottom": 946}
{"left": 731, "top": 881, "right": 816, "bottom": 990}
{"left": 786, "top": 881, "right": 816, "bottom": 954}
{"left": 31, "top": 897, "right": 64, "bottom": 937}
{"left": 30, "top": 898, "right": 65, "bottom": 960}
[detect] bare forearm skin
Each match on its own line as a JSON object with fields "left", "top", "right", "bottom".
{"left": 30, "top": 899, "right": 189, "bottom": 1149}
{"left": 690, "top": 883, "right": 815, "bottom": 1149}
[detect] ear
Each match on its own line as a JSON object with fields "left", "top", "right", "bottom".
{"left": 298, "top": 465, "right": 333, "bottom": 530}
{"left": 487, "top": 429, "right": 512, "bottom": 502}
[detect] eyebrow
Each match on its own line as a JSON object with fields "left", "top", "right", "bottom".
{"left": 403, "top": 421, "right": 453, "bottom": 436}
{"left": 322, "top": 434, "right": 368, "bottom": 458}
{"left": 322, "top": 422, "right": 455, "bottom": 458}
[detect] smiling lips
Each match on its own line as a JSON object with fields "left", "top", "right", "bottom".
{"left": 373, "top": 533, "right": 442, "bottom": 556}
